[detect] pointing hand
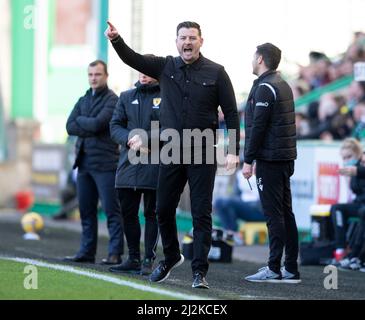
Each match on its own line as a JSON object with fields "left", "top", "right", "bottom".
{"left": 105, "top": 21, "right": 119, "bottom": 41}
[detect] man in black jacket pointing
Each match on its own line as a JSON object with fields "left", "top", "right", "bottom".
{"left": 105, "top": 21, "right": 240, "bottom": 289}
{"left": 242, "top": 43, "right": 300, "bottom": 284}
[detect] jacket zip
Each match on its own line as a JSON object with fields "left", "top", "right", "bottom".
{"left": 134, "top": 92, "right": 143, "bottom": 191}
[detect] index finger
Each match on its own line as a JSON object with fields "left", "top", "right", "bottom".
{"left": 107, "top": 21, "right": 116, "bottom": 30}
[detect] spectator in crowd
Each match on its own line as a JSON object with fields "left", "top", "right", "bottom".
{"left": 327, "top": 95, "right": 353, "bottom": 140}
{"left": 338, "top": 153, "right": 365, "bottom": 271}
{"left": 346, "top": 80, "right": 365, "bottom": 110}
{"left": 308, "top": 51, "right": 331, "bottom": 89}
{"left": 351, "top": 100, "right": 365, "bottom": 140}
{"left": 298, "top": 93, "right": 353, "bottom": 140}
{"left": 295, "top": 112, "right": 311, "bottom": 138}
{"left": 296, "top": 51, "right": 331, "bottom": 93}
{"left": 291, "top": 79, "right": 310, "bottom": 101}
{"left": 306, "top": 101, "right": 320, "bottom": 130}
{"left": 330, "top": 138, "right": 365, "bottom": 262}
{"left": 345, "top": 32, "right": 365, "bottom": 64}
{"left": 214, "top": 167, "right": 264, "bottom": 245}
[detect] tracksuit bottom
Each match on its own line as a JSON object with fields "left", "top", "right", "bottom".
{"left": 117, "top": 188, "right": 159, "bottom": 261}
{"left": 256, "top": 160, "right": 299, "bottom": 274}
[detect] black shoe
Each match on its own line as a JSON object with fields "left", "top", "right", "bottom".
{"left": 141, "top": 258, "right": 154, "bottom": 276}
{"left": 109, "top": 258, "right": 141, "bottom": 274}
{"left": 192, "top": 272, "right": 209, "bottom": 289}
{"left": 63, "top": 255, "right": 95, "bottom": 263}
{"left": 101, "top": 254, "right": 122, "bottom": 265}
{"left": 149, "top": 254, "right": 184, "bottom": 283}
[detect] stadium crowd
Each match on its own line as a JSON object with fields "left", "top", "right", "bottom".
{"left": 226, "top": 32, "right": 365, "bottom": 142}
{"left": 285, "top": 31, "right": 365, "bottom": 141}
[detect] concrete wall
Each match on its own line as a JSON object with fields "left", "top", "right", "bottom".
{"left": 0, "top": 120, "right": 40, "bottom": 207}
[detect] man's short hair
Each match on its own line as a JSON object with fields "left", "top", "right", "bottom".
{"left": 176, "top": 21, "right": 202, "bottom": 37}
{"left": 89, "top": 60, "right": 108, "bottom": 75}
{"left": 256, "top": 43, "right": 282, "bottom": 71}
{"left": 309, "top": 51, "right": 329, "bottom": 63}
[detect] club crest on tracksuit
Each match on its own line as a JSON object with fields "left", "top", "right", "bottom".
{"left": 153, "top": 98, "right": 162, "bottom": 109}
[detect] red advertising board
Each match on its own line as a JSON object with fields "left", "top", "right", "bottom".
{"left": 317, "top": 163, "right": 340, "bottom": 204}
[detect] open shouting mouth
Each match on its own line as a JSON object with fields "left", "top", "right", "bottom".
{"left": 183, "top": 47, "right": 193, "bottom": 54}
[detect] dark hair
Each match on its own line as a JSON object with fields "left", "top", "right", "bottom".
{"left": 256, "top": 43, "right": 282, "bottom": 70}
{"left": 89, "top": 60, "right": 108, "bottom": 75}
{"left": 176, "top": 21, "right": 202, "bottom": 37}
{"left": 309, "top": 51, "right": 328, "bottom": 61}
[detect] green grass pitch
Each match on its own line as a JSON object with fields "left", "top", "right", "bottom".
{"left": 0, "top": 260, "right": 177, "bottom": 300}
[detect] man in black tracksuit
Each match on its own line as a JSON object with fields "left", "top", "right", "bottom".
{"left": 105, "top": 21, "right": 240, "bottom": 289}
{"left": 109, "top": 72, "right": 161, "bottom": 276}
{"left": 64, "top": 60, "right": 124, "bottom": 265}
{"left": 243, "top": 43, "right": 300, "bottom": 283}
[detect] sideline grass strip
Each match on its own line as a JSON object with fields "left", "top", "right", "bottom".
{"left": 0, "top": 257, "right": 208, "bottom": 300}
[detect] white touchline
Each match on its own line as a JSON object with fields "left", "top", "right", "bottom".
{"left": 0, "top": 256, "right": 210, "bottom": 300}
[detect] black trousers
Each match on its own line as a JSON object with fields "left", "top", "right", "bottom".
{"left": 349, "top": 206, "right": 365, "bottom": 259}
{"left": 330, "top": 203, "right": 361, "bottom": 249}
{"left": 156, "top": 162, "right": 217, "bottom": 276}
{"left": 117, "top": 188, "right": 159, "bottom": 261}
{"left": 77, "top": 168, "right": 124, "bottom": 258}
{"left": 256, "top": 160, "right": 299, "bottom": 274}
{"left": 357, "top": 210, "right": 365, "bottom": 261}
